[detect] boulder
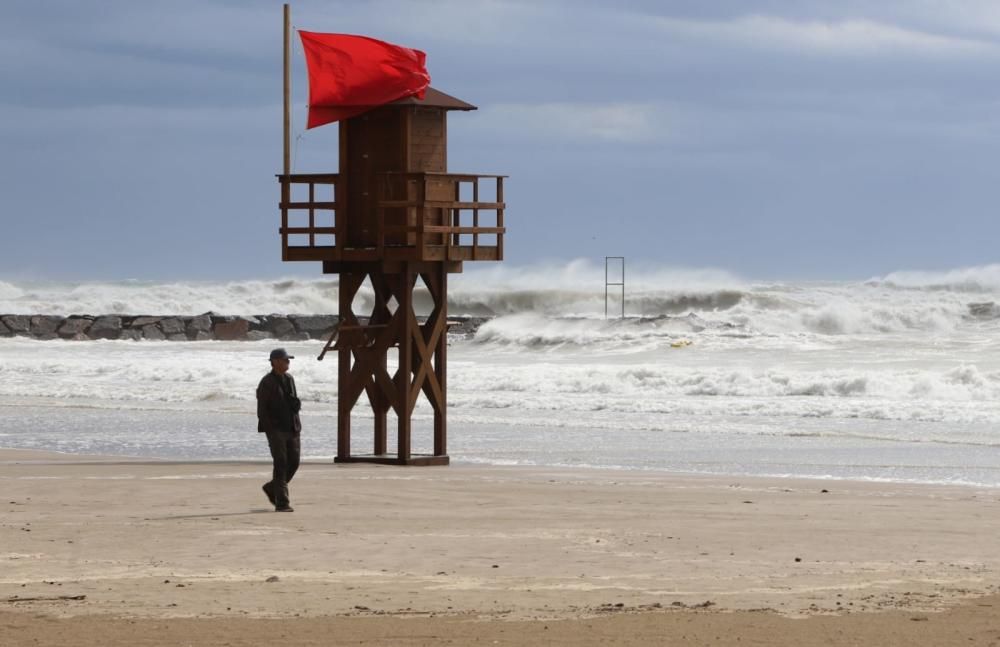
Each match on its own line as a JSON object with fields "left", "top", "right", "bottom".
{"left": 159, "top": 317, "right": 186, "bottom": 336}
{"left": 30, "top": 316, "right": 63, "bottom": 339}
{"left": 191, "top": 331, "right": 214, "bottom": 341}
{"left": 142, "top": 325, "right": 166, "bottom": 341}
{"left": 463, "top": 317, "right": 489, "bottom": 335}
{"left": 130, "top": 316, "right": 162, "bottom": 328}
{"left": 214, "top": 319, "right": 250, "bottom": 341}
{"left": 444, "top": 317, "right": 489, "bottom": 337}
{"left": 445, "top": 320, "right": 468, "bottom": 335}
{"left": 1, "top": 315, "right": 30, "bottom": 334}
{"left": 268, "top": 317, "right": 297, "bottom": 340}
{"left": 187, "top": 314, "right": 213, "bottom": 337}
{"left": 214, "top": 314, "right": 259, "bottom": 326}
{"left": 291, "top": 315, "right": 339, "bottom": 338}
{"left": 120, "top": 329, "right": 142, "bottom": 341}
{"left": 0, "top": 319, "right": 10, "bottom": 337}
{"left": 58, "top": 317, "right": 93, "bottom": 338}
{"left": 167, "top": 334, "right": 188, "bottom": 342}
{"left": 249, "top": 316, "right": 270, "bottom": 332}
{"left": 246, "top": 330, "right": 273, "bottom": 341}
{"left": 89, "top": 316, "right": 122, "bottom": 340}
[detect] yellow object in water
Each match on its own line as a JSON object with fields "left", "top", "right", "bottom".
{"left": 670, "top": 340, "right": 693, "bottom": 348}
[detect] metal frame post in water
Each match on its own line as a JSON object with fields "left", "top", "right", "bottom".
{"left": 605, "top": 256, "right": 625, "bottom": 319}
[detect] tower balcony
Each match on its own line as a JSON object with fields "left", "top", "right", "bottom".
{"left": 278, "top": 172, "right": 505, "bottom": 266}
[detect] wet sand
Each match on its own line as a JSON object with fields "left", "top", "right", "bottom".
{"left": 2, "top": 448, "right": 1000, "bottom": 645}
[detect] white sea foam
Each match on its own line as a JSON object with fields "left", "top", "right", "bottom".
{"left": 0, "top": 281, "right": 24, "bottom": 301}
{"left": 877, "top": 263, "right": 1000, "bottom": 292}
{"left": 3, "top": 262, "right": 1000, "bottom": 485}
{"left": 2, "top": 262, "right": 998, "bottom": 341}
{"left": 0, "top": 278, "right": 340, "bottom": 316}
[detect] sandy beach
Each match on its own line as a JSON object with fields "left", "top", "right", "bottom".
{"left": 2, "top": 448, "right": 1000, "bottom": 645}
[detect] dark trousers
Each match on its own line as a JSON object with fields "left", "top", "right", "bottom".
{"left": 265, "top": 429, "right": 300, "bottom": 507}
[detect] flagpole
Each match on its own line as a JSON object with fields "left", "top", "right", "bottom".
{"left": 283, "top": 3, "right": 291, "bottom": 176}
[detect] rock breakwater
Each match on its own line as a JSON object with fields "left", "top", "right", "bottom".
{"left": 0, "top": 314, "right": 489, "bottom": 342}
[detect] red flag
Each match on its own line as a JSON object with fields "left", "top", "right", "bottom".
{"left": 299, "top": 31, "right": 430, "bottom": 129}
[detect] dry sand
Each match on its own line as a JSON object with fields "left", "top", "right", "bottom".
{"left": 2, "top": 448, "right": 1000, "bottom": 645}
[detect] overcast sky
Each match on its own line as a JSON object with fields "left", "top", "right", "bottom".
{"left": 2, "top": 0, "right": 999, "bottom": 281}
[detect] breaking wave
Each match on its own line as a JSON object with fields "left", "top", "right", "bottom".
{"left": 874, "top": 264, "right": 1000, "bottom": 293}
{"left": 2, "top": 261, "right": 1000, "bottom": 343}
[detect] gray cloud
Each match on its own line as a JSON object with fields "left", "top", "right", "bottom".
{"left": 1, "top": 0, "right": 999, "bottom": 280}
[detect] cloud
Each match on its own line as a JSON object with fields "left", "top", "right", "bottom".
{"left": 479, "top": 102, "right": 668, "bottom": 144}
{"left": 651, "top": 14, "right": 998, "bottom": 57}
{"left": 3, "top": 0, "right": 1000, "bottom": 279}
{"left": 0, "top": 103, "right": 275, "bottom": 144}
{"left": 888, "top": 0, "right": 1000, "bottom": 40}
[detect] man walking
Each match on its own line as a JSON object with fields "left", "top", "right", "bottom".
{"left": 257, "top": 348, "right": 302, "bottom": 512}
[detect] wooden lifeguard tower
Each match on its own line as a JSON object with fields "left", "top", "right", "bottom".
{"left": 277, "top": 14, "right": 505, "bottom": 465}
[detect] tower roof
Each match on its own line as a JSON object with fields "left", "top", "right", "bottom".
{"left": 389, "top": 87, "right": 476, "bottom": 111}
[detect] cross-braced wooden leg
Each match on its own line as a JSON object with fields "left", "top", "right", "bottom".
{"left": 433, "top": 269, "right": 447, "bottom": 456}
{"left": 395, "top": 268, "right": 415, "bottom": 461}
{"left": 335, "top": 264, "right": 449, "bottom": 465}
{"left": 368, "top": 271, "right": 393, "bottom": 455}
{"left": 410, "top": 267, "right": 448, "bottom": 457}
{"left": 337, "top": 272, "right": 365, "bottom": 460}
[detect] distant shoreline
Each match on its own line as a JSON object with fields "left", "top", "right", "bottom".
{"left": 0, "top": 314, "right": 489, "bottom": 342}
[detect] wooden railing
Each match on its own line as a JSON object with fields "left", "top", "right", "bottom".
{"left": 377, "top": 172, "right": 506, "bottom": 262}
{"left": 277, "top": 174, "right": 340, "bottom": 262}
{"left": 278, "top": 172, "right": 505, "bottom": 263}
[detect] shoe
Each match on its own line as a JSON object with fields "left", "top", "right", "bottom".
{"left": 262, "top": 483, "right": 276, "bottom": 506}
{"left": 275, "top": 505, "right": 294, "bottom": 512}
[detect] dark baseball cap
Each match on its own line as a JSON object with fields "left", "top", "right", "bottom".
{"left": 269, "top": 348, "right": 294, "bottom": 361}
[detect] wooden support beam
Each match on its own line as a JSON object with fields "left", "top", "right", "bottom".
{"left": 280, "top": 201, "right": 338, "bottom": 210}
{"left": 337, "top": 272, "right": 365, "bottom": 460}
{"left": 434, "top": 268, "right": 448, "bottom": 455}
{"left": 280, "top": 226, "right": 338, "bottom": 234}
{"left": 396, "top": 269, "right": 415, "bottom": 460}
{"left": 332, "top": 263, "right": 450, "bottom": 465}
{"left": 278, "top": 173, "right": 340, "bottom": 182}
{"left": 378, "top": 200, "right": 504, "bottom": 210}
{"left": 422, "top": 226, "right": 505, "bottom": 234}
{"left": 370, "top": 271, "right": 390, "bottom": 455}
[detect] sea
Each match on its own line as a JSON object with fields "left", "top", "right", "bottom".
{"left": 2, "top": 260, "right": 1000, "bottom": 487}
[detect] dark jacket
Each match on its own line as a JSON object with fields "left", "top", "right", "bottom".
{"left": 257, "top": 371, "right": 302, "bottom": 434}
